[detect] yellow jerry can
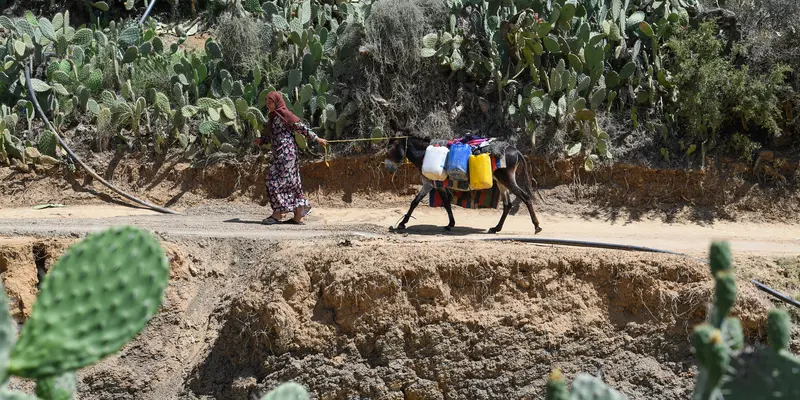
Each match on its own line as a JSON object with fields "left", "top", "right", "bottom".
{"left": 469, "top": 153, "right": 493, "bottom": 190}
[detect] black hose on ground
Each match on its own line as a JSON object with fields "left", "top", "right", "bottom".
{"left": 483, "top": 236, "right": 799, "bottom": 309}
{"left": 25, "top": 58, "right": 178, "bottom": 215}
{"left": 139, "top": 0, "right": 158, "bottom": 25}
{"left": 752, "top": 280, "right": 800, "bottom": 309}
{"left": 483, "top": 237, "right": 708, "bottom": 262}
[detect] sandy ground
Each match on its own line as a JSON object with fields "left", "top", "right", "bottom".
{"left": 1, "top": 204, "right": 798, "bottom": 257}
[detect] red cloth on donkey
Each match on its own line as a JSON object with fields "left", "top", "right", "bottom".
{"left": 429, "top": 186, "right": 500, "bottom": 209}
{"left": 428, "top": 155, "right": 502, "bottom": 209}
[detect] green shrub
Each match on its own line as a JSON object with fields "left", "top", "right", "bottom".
{"left": 666, "top": 22, "right": 790, "bottom": 149}
{"left": 727, "top": 132, "right": 762, "bottom": 163}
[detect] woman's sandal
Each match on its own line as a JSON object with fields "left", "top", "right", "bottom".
{"left": 262, "top": 216, "right": 282, "bottom": 225}
{"left": 283, "top": 219, "right": 305, "bottom": 225}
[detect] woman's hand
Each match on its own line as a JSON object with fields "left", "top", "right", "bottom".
{"left": 252, "top": 137, "right": 265, "bottom": 147}
{"left": 316, "top": 137, "right": 328, "bottom": 146}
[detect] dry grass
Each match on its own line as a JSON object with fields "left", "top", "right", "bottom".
{"left": 214, "top": 12, "right": 271, "bottom": 76}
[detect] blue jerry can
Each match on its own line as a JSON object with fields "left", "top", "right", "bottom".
{"left": 445, "top": 142, "right": 471, "bottom": 181}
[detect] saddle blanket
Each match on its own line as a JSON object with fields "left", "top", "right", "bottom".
{"left": 429, "top": 184, "right": 500, "bottom": 209}
{"left": 428, "top": 155, "right": 502, "bottom": 209}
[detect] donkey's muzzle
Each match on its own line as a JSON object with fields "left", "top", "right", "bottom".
{"left": 384, "top": 159, "right": 399, "bottom": 173}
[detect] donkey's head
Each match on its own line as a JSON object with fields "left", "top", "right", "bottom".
{"left": 385, "top": 120, "right": 411, "bottom": 173}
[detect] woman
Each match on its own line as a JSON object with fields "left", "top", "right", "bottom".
{"left": 253, "top": 92, "right": 327, "bottom": 225}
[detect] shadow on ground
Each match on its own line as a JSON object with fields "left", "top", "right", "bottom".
{"left": 389, "top": 224, "right": 488, "bottom": 236}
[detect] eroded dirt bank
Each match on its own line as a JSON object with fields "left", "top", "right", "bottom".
{"left": 3, "top": 234, "right": 788, "bottom": 400}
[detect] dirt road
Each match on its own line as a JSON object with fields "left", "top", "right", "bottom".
{"left": 1, "top": 204, "right": 798, "bottom": 257}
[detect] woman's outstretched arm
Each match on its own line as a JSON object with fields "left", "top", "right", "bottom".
{"left": 293, "top": 121, "right": 327, "bottom": 145}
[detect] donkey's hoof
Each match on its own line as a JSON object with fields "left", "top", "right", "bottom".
{"left": 444, "top": 226, "right": 453, "bottom": 232}
{"left": 390, "top": 224, "right": 406, "bottom": 232}
{"left": 535, "top": 226, "right": 543, "bottom": 234}
{"left": 488, "top": 227, "right": 500, "bottom": 234}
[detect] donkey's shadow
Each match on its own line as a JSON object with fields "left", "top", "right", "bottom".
{"left": 389, "top": 224, "right": 487, "bottom": 236}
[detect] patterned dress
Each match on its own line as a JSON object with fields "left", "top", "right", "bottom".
{"left": 265, "top": 117, "right": 319, "bottom": 214}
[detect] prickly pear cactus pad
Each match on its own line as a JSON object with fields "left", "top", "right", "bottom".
{"left": 261, "top": 382, "right": 310, "bottom": 400}
{"left": 35, "top": 371, "right": 76, "bottom": 400}
{"left": 7, "top": 226, "right": 169, "bottom": 379}
{"left": 720, "top": 346, "right": 800, "bottom": 399}
{"left": 0, "top": 390, "right": 40, "bottom": 399}
{"left": 569, "top": 373, "right": 628, "bottom": 400}
{"left": 0, "top": 283, "right": 17, "bottom": 381}
{"left": 709, "top": 242, "right": 732, "bottom": 276}
{"left": 767, "top": 308, "right": 791, "bottom": 351}
{"left": 545, "top": 369, "right": 569, "bottom": 400}
{"left": 37, "top": 130, "right": 57, "bottom": 157}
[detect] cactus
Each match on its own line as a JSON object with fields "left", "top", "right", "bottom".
{"left": 767, "top": 309, "right": 791, "bottom": 352}
{"left": 205, "top": 40, "right": 223, "bottom": 60}
{"left": 37, "top": 130, "right": 57, "bottom": 157}
{"left": 121, "top": 46, "right": 139, "bottom": 64}
{"left": 709, "top": 242, "right": 732, "bottom": 276}
{"left": 35, "top": 372, "right": 76, "bottom": 400}
{"left": 712, "top": 270, "right": 735, "bottom": 315}
{"left": 545, "top": 369, "right": 568, "bottom": 400}
{"left": 544, "top": 370, "right": 628, "bottom": 399}
{"left": 6, "top": 226, "right": 169, "bottom": 379}
{"left": 260, "top": 382, "right": 310, "bottom": 400}
{"left": 0, "top": 227, "right": 168, "bottom": 399}
{"left": 720, "top": 337, "right": 800, "bottom": 399}
{"left": 199, "top": 121, "right": 222, "bottom": 136}
{"left": 690, "top": 241, "right": 800, "bottom": 400}
{"left": 118, "top": 24, "right": 140, "bottom": 48}
{"left": 722, "top": 317, "right": 744, "bottom": 351}
{"left": 2, "top": 130, "right": 24, "bottom": 161}
{"left": 244, "top": 0, "right": 262, "bottom": 14}
{"left": 553, "top": 241, "right": 799, "bottom": 400}
{"left": 196, "top": 98, "right": 220, "bottom": 110}
{"left": 72, "top": 28, "right": 93, "bottom": 47}
{"left": 86, "top": 69, "right": 102, "bottom": 93}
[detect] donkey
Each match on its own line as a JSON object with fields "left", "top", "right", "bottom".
{"left": 384, "top": 133, "right": 543, "bottom": 234}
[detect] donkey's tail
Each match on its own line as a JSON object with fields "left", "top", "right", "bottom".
{"left": 520, "top": 152, "right": 547, "bottom": 205}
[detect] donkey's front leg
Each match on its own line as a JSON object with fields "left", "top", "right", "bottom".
{"left": 489, "top": 189, "right": 512, "bottom": 234}
{"left": 397, "top": 181, "right": 433, "bottom": 230}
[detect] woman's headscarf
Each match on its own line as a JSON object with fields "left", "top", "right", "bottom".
{"left": 266, "top": 91, "right": 300, "bottom": 134}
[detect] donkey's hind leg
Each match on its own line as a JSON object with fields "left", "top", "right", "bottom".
{"left": 439, "top": 189, "right": 456, "bottom": 231}
{"left": 507, "top": 175, "right": 542, "bottom": 234}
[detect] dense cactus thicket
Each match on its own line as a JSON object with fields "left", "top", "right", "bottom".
{"left": 0, "top": 0, "right": 797, "bottom": 171}
{"left": 545, "top": 241, "right": 800, "bottom": 400}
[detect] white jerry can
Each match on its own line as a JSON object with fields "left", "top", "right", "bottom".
{"left": 421, "top": 144, "right": 449, "bottom": 181}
